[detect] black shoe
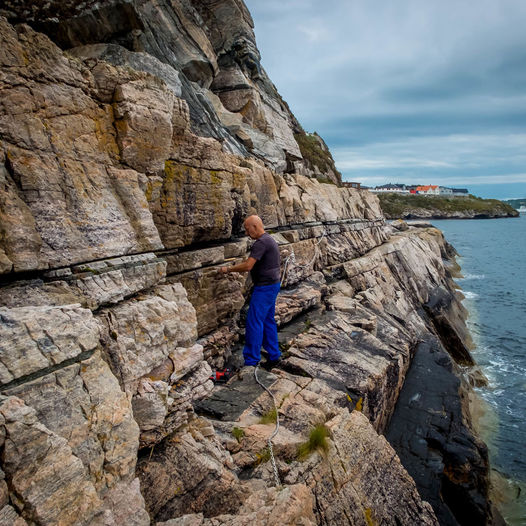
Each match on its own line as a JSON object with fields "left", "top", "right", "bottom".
{"left": 261, "top": 358, "right": 281, "bottom": 371}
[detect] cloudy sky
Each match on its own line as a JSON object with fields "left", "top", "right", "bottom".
{"left": 245, "top": 0, "right": 526, "bottom": 199}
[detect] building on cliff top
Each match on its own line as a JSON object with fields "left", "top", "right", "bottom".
{"left": 342, "top": 181, "right": 362, "bottom": 189}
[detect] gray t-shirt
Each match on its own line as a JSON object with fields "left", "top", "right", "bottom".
{"left": 249, "top": 233, "right": 281, "bottom": 286}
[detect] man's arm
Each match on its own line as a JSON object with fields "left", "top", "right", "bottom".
{"left": 220, "top": 257, "right": 257, "bottom": 274}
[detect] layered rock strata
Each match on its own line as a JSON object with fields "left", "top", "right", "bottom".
{"left": 0, "top": 6, "right": 498, "bottom": 526}
{"left": 0, "top": 0, "right": 341, "bottom": 182}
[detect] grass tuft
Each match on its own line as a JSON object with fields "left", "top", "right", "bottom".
{"left": 255, "top": 447, "right": 271, "bottom": 465}
{"left": 294, "top": 131, "right": 341, "bottom": 181}
{"left": 297, "top": 424, "right": 330, "bottom": 460}
{"left": 259, "top": 408, "right": 277, "bottom": 425}
{"left": 232, "top": 427, "right": 244, "bottom": 442}
{"left": 301, "top": 319, "right": 313, "bottom": 334}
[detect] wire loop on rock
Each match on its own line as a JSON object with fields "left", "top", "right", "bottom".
{"left": 280, "top": 232, "right": 326, "bottom": 287}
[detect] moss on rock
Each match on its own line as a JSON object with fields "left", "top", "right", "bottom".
{"left": 294, "top": 131, "right": 341, "bottom": 184}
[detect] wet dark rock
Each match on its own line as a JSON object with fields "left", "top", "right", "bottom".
{"left": 386, "top": 337, "right": 494, "bottom": 526}
{"left": 425, "top": 286, "right": 475, "bottom": 365}
{"left": 195, "top": 368, "right": 277, "bottom": 421}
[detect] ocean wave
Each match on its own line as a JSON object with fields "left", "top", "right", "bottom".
{"left": 480, "top": 354, "right": 517, "bottom": 368}
{"left": 462, "top": 291, "right": 479, "bottom": 299}
{"left": 459, "top": 273, "right": 486, "bottom": 280}
{"left": 478, "top": 359, "right": 526, "bottom": 380}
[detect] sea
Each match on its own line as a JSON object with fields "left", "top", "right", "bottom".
{"left": 433, "top": 215, "right": 526, "bottom": 525}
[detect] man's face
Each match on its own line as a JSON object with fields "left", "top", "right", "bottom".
{"left": 244, "top": 221, "right": 257, "bottom": 239}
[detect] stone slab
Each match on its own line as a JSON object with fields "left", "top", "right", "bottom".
{"left": 195, "top": 368, "right": 277, "bottom": 422}
{"left": 0, "top": 304, "right": 99, "bottom": 386}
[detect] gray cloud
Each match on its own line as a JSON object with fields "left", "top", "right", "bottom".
{"left": 245, "top": 0, "right": 526, "bottom": 198}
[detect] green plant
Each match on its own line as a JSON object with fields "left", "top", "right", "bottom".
{"left": 255, "top": 447, "right": 271, "bottom": 465}
{"left": 294, "top": 131, "right": 341, "bottom": 179}
{"left": 232, "top": 427, "right": 244, "bottom": 442}
{"left": 315, "top": 176, "right": 337, "bottom": 185}
{"left": 301, "top": 319, "right": 313, "bottom": 334}
{"left": 259, "top": 408, "right": 277, "bottom": 425}
{"left": 297, "top": 424, "right": 330, "bottom": 460}
{"left": 279, "top": 341, "right": 291, "bottom": 354}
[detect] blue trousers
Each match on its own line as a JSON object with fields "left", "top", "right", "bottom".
{"left": 243, "top": 282, "right": 281, "bottom": 366}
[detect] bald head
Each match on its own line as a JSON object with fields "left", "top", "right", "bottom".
{"left": 244, "top": 215, "right": 265, "bottom": 239}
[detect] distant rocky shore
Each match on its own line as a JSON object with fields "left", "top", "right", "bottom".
{"left": 379, "top": 193, "right": 519, "bottom": 219}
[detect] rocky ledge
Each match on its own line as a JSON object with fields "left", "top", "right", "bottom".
{"left": 0, "top": 3, "right": 502, "bottom": 526}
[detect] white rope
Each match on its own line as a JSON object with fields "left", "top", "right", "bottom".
{"left": 280, "top": 231, "right": 326, "bottom": 287}
{"left": 254, "top": 364, "right": 281, "bottom": 487}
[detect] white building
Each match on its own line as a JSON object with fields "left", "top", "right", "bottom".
{"left": 372, "top": 184, "right": 410, "bottom": 193}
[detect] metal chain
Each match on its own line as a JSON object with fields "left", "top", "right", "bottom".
{"left": 254, "top": 364, "right": 281, "bottom": 487}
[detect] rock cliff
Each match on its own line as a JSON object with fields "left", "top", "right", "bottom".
{"left": 0, "top": 4, "right": 500, "bottom": 526}
{"left": 0, "top": 0, "right": 340, "bottom": 183}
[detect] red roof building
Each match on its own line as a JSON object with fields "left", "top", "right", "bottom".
{"left": 416, "top": 185, "right": 439, "bottom": 194}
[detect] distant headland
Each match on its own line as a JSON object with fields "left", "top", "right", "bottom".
{"left": 368, "top": 184, "right": 520, "bottom": 219}
{"left": 368, "top": 183, "right": 468, "bottom": 196}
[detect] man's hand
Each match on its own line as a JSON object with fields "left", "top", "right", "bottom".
{"left": 219, "top": 257, "right": 256, "bottom": 275}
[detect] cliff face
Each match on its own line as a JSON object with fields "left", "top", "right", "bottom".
{"left": 0, "top": 0, "right": 340, "bottom": 183}
{"left": 0, "top": 5, "right": 498, "bottom": 526}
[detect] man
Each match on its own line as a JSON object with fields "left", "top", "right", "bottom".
{"left": 220, "top": 215, "right": 281, "bottom": 374}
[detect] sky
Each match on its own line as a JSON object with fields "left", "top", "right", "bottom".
{"left": 244, "top": 0, "right": 526, "bottom": 199}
